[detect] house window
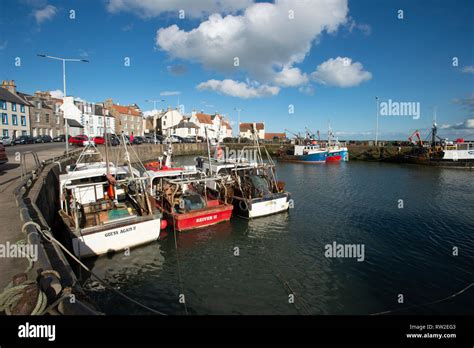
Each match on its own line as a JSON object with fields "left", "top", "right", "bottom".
{"left": 1, "top": 100, "right": 6, "bottom": 110}
{"left": 12, "top": 103, "right": 17, "bottom": 111}
{"left": 2, "top": 113, "right": 8, "bottom": 125}
{"left": 2, "top": 129, "right": 8, "bottom": 137}
{"left": 36, "top": 101, "right": 41, "bottom": 109}
{"left": 21, "top": 116, "right": 26, "bottom": 126}
{"left": 45, "top": 114, "right": 50, "bottom": 123}
{"left": 98, "top": 117, "right": 103, "bottom": 126}
{"left": 12, "top": 114, "right": 18, "bottom": 125}
{"left": 106, "top": 118, "right": 110, "bottom": 126}
{"left": 22, "top": 130, "right": 27, "bottom": 136}
{"left": 20, "top": 105, "right": 25, "bottom": 113}
{"left": 35, "top": 112, "right": 40, "bottom": 122}
{"left": 90, "top": 126, "right": 94, "bottom": 134}
{"left": 56, "top": 116, "right": 60, "bottom": 125}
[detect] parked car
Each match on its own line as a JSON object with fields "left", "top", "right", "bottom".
{"left": 14, "top": 135, "right": 35, "bottom": 145}
{"left": 169, "top": 135, "right": 182, "bottom": 143}
{"left": 132, "top": 136, "right": 144, "bottom": 145}
{"left": 2, "top": 136, "right": 15, "bottom": 146}
{"left": 106, "top": 134, "right": 120, "bottom": 146}
{"left": 145, "top": 135, "right": 160, "bottom": 144}
{"left": 69, "top": 135, "right": 91, "bottom": 146}
{"left": 180, "top": 136, "right": 196, "bottom": 143}
{"left": 53, "top": 134, "right": 67, "bottom": 142}
{"left": 34, "top": 135, "right": 53, "bottom": 143}
{"left": 92, "top": 136, "right": 105, "bottom": 145}
{"left": 0, "top": 144, "right": 8, "bottom": 165}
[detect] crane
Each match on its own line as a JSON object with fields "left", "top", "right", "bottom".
{"left": 408, "top": 130, "right": 424, "bottom": 147}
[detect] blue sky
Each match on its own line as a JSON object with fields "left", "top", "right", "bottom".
{"left": 0, "top": 0, "right": 473, "bottom": 140}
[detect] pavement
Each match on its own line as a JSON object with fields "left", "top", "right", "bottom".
{"left": 0, "top": 142, "right": 67, "bottom": 289}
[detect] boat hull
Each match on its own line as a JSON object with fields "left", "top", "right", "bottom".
{"left": 279, "top": 151, "right": 327, "bottom": 163}
{"left": 159, "top": 203, "right": 234, "bottom": 232}
{"left": 233, "top": 193, "right": 290, "bottom": 218}
{"left": 71, "top": 218, "right": 161, "bottom": 258}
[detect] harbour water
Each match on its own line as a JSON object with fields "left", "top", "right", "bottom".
{"left": 82, "top": 158, "right": 474, "bottom": 315}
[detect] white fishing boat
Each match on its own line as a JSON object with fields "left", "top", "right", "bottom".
{"left": 58, "top": 136, "right": 163, "bottom": 258}
{"left": 196, "top": 126, "right": 291, "bottom": 219}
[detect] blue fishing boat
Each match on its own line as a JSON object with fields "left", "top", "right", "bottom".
{"left": 279, "top": 144, "right": 328, "bottom": 163}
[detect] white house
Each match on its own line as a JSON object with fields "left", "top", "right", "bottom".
{"left": 239, "top": 122, "right": 265, "bottom": 140}
{"left": 172, "top": 119, "right": 200, "bottom": 138}
{"left": 158, "top": 108, "right": 184, "bottom": 135}
{"left": 76, "top": 101, "right": 115, "bottom": 136}
{"left": 60, "top": 97, "right": 84, "bottom": 136}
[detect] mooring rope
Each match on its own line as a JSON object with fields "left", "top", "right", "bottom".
{"left": 172, "top": 214, "right": 189, "bottom": 315}
{"left": 370, "top": 283, "right": 474, "bottom": 315}
{"left": 26, "top": 221, "right": 168, "bottom": 315}
{"left": 0, "top": 237, "right": 47, "bottom": 315}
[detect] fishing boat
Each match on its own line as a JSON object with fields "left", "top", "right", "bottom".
{"left": 145, "top": 141, "right": 233, "bottom": 231}
{"left": 197, "top": 125, "right": 292, "bottom": 219}
{"left": 278, "top": 142, "right": 328, "bottom": 163}
{"left": 404, "top": 123, "right": 474, "bottom": 168}
{"left": 58, "top": 135, "right": 163, "bottom": 258}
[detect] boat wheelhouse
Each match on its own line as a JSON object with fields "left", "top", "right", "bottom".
{"left": 145, "top": 141, "right": 233, "bottom": 231}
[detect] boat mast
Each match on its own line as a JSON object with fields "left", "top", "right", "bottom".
{"left": 205, "top": 126, "right": 213, "bottom": 175}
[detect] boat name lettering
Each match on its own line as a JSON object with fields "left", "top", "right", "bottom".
{"left": 196, "top": 215, "right": 217, "bottom": 223}
{"left": 104, "top": 226, "right": 136, "bottom": 237}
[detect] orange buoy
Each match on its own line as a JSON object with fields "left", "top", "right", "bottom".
{"left": 160, "top": 219, "right": 168, "bottom": 230}
{"left": 107, "top": 184, "right": 115, "bottom": 199}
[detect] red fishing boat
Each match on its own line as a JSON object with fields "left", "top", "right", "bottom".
{"left": 144, "top": 142, "right": 233, "bottom": 232}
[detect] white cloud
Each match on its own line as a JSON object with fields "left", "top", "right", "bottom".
{"left": 298, "top": 85, "right": 315, "bottom": 95}
{"left": 197, "top": 79, "right": 280, "bottom": 98}
{"left": 106, "top": 0, "right": 253, "bottom": 19}
{"left": 311, "top": 56, "right": 372, "bottom": 87}
{"left": 49, "top": 89, "right": 63, "bottom": 98}
{"left": 143, "top": 109, "right": 161, "bottom": 117}
{"left": 461, "top": 66, "right": 474, "bottom": 74}
{"left": 156, "top": 0, "right": 349, "bottom": 83}
{"left": 160, "top": 91, "right": 181, "bottom": 96}
{"left": 274, "top": 66, "right": 308, "bottom": 87}
{"left": 33, "top": 5, "right": 57, "bottom": 24}
{"left": 440, "top": 119, "right": 474, "bottom": 130}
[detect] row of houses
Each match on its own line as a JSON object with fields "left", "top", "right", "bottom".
{"left": 1, "top": 80, "right": 284, "bottom": 141}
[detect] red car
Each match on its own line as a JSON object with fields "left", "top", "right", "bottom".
{"left": 92, "top": 136, "right": 105, "bottom": 145}
{"left": 68, "top": 135, "right": 91, "bottom": 146}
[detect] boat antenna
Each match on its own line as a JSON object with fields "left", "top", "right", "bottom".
{"left": 205, "top": 126, "right": 213, "bottom": 175}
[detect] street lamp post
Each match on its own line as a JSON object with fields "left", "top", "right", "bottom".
{"left": 375, "top": 96, "right": 379, "bottom": 147}
{"left": 234, "top": 107, "right": 242, "bottom": 143}
{"left": 145, "top": 99, "right": 165, "bottom": 143}
{"left": 37, "top": 54, "right": 89, "bottom": 153}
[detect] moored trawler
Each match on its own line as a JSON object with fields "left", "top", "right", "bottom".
{"left": 404, "top": 123, "right": 474, "bottom": 168}
{"left": 145, "top": 140, "right": 233, "bottom": 231}
{"left": 197, "top": 125, "right": 291, "bottom": 219}
{"left": 58, "top": 136, "right": 163, "bottom": 258}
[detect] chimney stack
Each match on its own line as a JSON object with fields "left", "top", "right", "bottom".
{"left": 1, "top": 80, "right": 17, "bottom": 94}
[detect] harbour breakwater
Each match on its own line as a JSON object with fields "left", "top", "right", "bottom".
{"left": 223, "top": 143, "right": 413, "bottom": 161}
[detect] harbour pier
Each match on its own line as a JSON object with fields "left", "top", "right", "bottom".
{"left": 0, "top": 142, "right": 207, "bottom": 315}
